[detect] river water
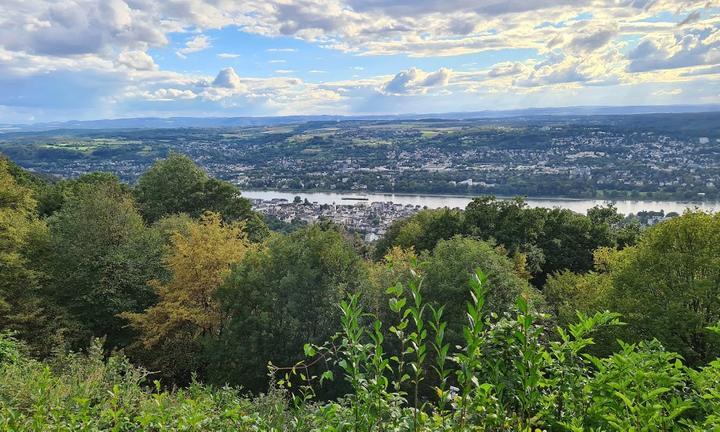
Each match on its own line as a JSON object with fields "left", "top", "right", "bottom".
{"left": 241, "top": 190, "right": 720, "bottom": 215}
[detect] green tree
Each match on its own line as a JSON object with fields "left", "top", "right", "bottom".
{"left": 610, "top": 211, "right": 720, "bottom": 365}
{"left": 44, "top": 182, "right": 167, "bottom": 349}
{"left": 533, "top": 207, "right": 613, "bottom": 283}
{"left": 0, "top": 159, "right": 58, "bottom": 356}
{"left": 421, "top": 236, "right": 541, "bottom": 343}
{"left": 209, "top": 225, "right": 366, "bottom": 391}
{"left": 36, "top": 172, "right": 126, "bottom": 217}
{"left": 133, "top": 154, "right": 267, "bottom": 240}
{"left": 373, "top": 208, "right": 464, "bottom": 259}
{"left": 133, "top": 154, "right": 207, "bottom": 223}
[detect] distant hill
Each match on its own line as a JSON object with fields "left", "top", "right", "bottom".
{"left": 2, "top": 104, "right": 719, "bottom": 133}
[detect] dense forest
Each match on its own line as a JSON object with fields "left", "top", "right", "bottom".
{"left": 1, "top": 152, "right": 720, "bottom": 430}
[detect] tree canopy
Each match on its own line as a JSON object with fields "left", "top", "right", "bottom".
{"left": 209, "top": 225, "right": 366, "bottom": 390}
{"left": 123, "top": 212, "right": 249, "bottom": 383}
{"left": 44, "top": 181, "right": 167, "bottom": 349}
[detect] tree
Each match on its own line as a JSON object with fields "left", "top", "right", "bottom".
{"left": 609, "top": 211, "right": 720, "bottom": 365}
{"left": 133, "top": 154, "right": 206, "bottom": 223}
{"left": 36, "top": 172, "right": 126, "bottom": 217}
{"left": 122, "top": 212, "right": 249, "bottom": 383}
{"left": 208, "top": 225, "right": 366, "bottom": 391}
{"left": 365, "top": 246, "right": 421, "bottom": 322}
{"left": 133, "top": 154, "right": 267, "bottom": 240}
{"left": 44, "top": 182, "right": 167, "bottom": 349}
{"left": 421, "top": 236, "right": 542, "bottom": 343}
{"left": 533, "top": 208, "right": 612, "bottom": 284}
{"left": 0, "top": 159, "right": 57, "bottom": 356}
{"left": 373, "top": 208, "right": 464, "bottom": 259}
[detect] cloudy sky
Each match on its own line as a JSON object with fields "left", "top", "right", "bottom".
{"left": 1, "top": 0, "right": 719, "bottom": 123}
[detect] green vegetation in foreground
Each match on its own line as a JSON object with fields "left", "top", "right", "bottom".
{"left": 3, "top": 274, "right": 720, "bottom": 430}
{"left": 2, "top": 151, "right": 720, "bottom": 430}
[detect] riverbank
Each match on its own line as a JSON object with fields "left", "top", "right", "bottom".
{"left": 241, "top": 189, "right": 720, "bottom": 215}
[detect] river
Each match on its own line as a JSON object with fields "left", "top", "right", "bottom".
{"left": 241, "top": 190, "right": 720, "bottom": 215}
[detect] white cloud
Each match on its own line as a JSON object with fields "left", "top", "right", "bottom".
{"left": 565, "top": 24, "right": 618, "bottom": 54}
{"left": 381, "top": 67, "right": 451, "bottom": 95}
{"left": 116, "top": 50, "right": 157, "bottom": 71}
{"left": 488, "top": 62, "right": 527, "bottom": 77}
{"left": 143, "top": 88, "right": 198, "bottom": 101}
{"left": 177, "top": 35, "right": 211, "bottom": 58}
{"left": 0, "top": 0, "right": 717, "bottom": 122}
{"left": 678, "top": 10, "right": 702, "bottom": 27}
{"left": 0, "top": 0, "right": 167, "bottom": 56}
{"left": 652, "top": 88, "right": 683, "bottom": 96}
{"left": 212, "top": 67, "right": 245, "bottom": 90}
{"left": 627, "top": 26, "right": 720, "bottom": 72}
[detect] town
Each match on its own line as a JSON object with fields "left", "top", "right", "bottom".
{"left": 251, "top": 197, "right": 426, "bottom": 241}
{"left": 1, "top": 113, "right": 719, "bottom": 201}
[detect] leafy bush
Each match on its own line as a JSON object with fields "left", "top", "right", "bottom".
{"left": 2, "top": 271, "right": 720, "bottom": 430}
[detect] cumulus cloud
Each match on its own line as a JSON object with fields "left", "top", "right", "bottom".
{"left": 116, "top": 50, "right": 157, "bottom": 70}
{"left": 0, "top": 0, "right": 716, "bottom": 122}
{"left": 381, "top": 67, "right": 452, "bottom": 95}
{"left": 0, "top": 0, "right": 167, "bottom": 56}
{"left": 566, "top": 25, "right": 618, "bottom": 54}
{"left": 514, "top": 47, "right": 625, "bottom": 87}
{"left": 212, "top": 67, "right": 245, "bottom": 90}
{"left": 143, "top": 88, "right": 198, "bottom": 101}
{"left": 678, "top": 10, "right": 702, "bottom": 26}
{"left": 488, "top": 62, "right": 527, "bottom": 77}
{"left": 177, "top": 35, "right": 211, "bottom": 58}
{"left": 627, "top": 26, "right": 720, "bottom": 72}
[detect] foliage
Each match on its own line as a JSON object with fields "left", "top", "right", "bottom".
{"left": 1, "top": 155, "right": 720, "bottom": 430}
{"left": 609, "top": 211, "right": 720, "bottom": 365}
{"left": 133, "top": 153, "right": 268, "bottom": 240}
{"left": 376, "top": 197, "right": 636, "bottom": 286}
{"left": 420, "top": 236, "right": 541, "bottom": 344}
{"left": 2, "top": 269, "right": 720, "bottom": 430}
{"left": 0, "top": 159, "right": 57, "bottom": 356}
{"left": 35, "top": 172, "right": 127, "bottom": 217}
{"left": 548, "top": 212, "right": 720, "bottom": 366}
{"left": 43, "top": 181, "right": 167, "bottom": 350}
{"left": 122, "top": 212, "right": 249, "bottom": 383}
{"left": 208, "top": 224, "right": 367, "bottom": 391}
{"left": 373, "top": 208, "right": 464, "bottom": 260}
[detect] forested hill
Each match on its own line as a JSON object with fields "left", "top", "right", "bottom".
{"left": 5, "top": 105, "right": 719, "bottom": 132}
{"left": 1, "top": 153, "right": 720, "bottom": 430}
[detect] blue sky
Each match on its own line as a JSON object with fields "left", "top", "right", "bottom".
{"left": 0, "top": 0, "right": 718, "bottom": 123}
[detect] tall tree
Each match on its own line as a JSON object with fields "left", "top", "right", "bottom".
{"left": 36, "top": 172, "right": 127, "bottom": 217}
{"left": 45, "top": 182, "right": 166, "bottom": 349}
{"left": 134, "top": 153, "right": 207, "bottom": 223}
{"left": 610, "top": 211, "right": 720, "bottom": 364}
{"left": 421, "top": 236, "right": 542, "bottom": 343}
{"left": 133, "top": 154, "right": 267, "bottom": 240}
{"left": 0, "top": 159, "right": 56, "bottom": 355}
{"left": 209, "top": 225, "right": 366, "bottom": 391}
{"left": 373, "top": 208, "right": 464, "bottom": 259}
{"left": 123, "top": 212, "right": 248, "bottom": 383}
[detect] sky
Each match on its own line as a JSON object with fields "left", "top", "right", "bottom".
{"left": 0, "top": 0, "right": 719, "bottom": 123}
